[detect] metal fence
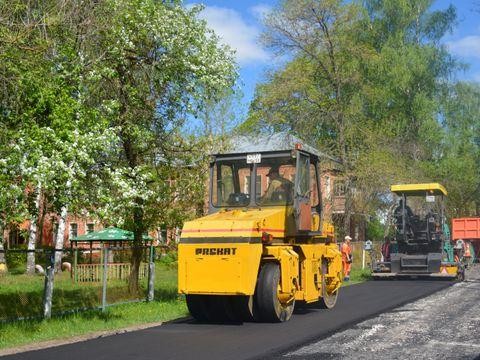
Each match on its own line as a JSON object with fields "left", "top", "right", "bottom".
{"left": 0, "top": 245, "right": 155, "bottom": 323}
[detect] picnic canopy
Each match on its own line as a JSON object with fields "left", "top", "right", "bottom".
{"left": 72, "top": 226, "right": 153, "bottom": 243}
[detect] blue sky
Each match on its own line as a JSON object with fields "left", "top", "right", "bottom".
{"left": 191, "top": 1, "right": 480, "bottom": 119}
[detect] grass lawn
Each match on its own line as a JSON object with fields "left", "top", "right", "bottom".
{"left": 0, "top": 262, "right": 187, "bottom": 350}
{"left": 343, "top": 267, "right": 372, "bottom": 286}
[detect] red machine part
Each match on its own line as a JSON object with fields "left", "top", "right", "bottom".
{"left": 452, "top": 218, "right": 480, "bottom": 240}
{"left": 452, "top": 218, "right": 480, "bottom": 261}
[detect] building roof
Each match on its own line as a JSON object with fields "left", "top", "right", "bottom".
{"left": 390, "top": 183, "right": 448, "bottom": 196}
{"left": 219, "top": 132, "right": 341, "bottom": 163}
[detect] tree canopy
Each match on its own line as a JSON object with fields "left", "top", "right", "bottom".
{"left": 0, "top": 0, "right": 237, "bottom": 285}
{"left": 242, "top": 0, "right": 479, "bottom": 235}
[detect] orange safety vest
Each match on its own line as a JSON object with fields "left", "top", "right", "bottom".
{"left": 341, "top": 242, "right": 352, "bottom": 262}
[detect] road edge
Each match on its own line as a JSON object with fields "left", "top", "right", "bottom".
{"left": 0, "top": 321, "right": 164, "bottom": 357}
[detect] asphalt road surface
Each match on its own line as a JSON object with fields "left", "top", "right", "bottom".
{"left": 4, "top": 280, "right": 452, "bottom": 360}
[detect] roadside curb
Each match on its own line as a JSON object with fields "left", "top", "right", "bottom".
{"left": 0, "top": 321, "right": 164, "bottom": 357}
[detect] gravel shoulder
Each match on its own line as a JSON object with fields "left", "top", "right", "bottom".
{"left": 284, "top": 265, "right": 480, "bottom": 360}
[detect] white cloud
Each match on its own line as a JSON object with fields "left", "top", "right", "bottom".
{"left": 250, "top": 4, "right": 273, "bottom": 20}
{"left": 447, "top": 35, "right": 480, "bottom": 59}
{"left": 197, "top": 6, "right": 270, "bottom": 65}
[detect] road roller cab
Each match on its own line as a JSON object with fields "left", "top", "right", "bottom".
{"left": 178, "top": 133, "right": 343, "bottom": 322}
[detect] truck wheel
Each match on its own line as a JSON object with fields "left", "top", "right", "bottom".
{"left": 186, "top": 295, "right": 209, "bottom": 322}
{"left": 319, "top": 258, "right": 339, "bottom": 309}
{"left": 254, "top": 262, "right": 294, "bottom": 322}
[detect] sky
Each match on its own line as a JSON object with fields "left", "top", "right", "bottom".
{"left": 189, "top": 1, "right": 480, "bottom": 119}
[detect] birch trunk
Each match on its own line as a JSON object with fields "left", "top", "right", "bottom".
{"left": 27, "top": 186, "right": 42, "bottom": 274}
{"left": 54, "top": 205, "right": 68, "bottom": 272}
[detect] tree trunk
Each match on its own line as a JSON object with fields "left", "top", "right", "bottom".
{"left": 129, "top": 204, "right": 144, "bottom": 295}
{"left": 54, "top": 205, "right": 68, "bottom": 272}
{"left": 27, "top": 185, "right": 42, "bottom": 274}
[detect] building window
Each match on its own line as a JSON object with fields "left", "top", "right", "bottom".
{"left": 245, "top": 175, "right": 262, "bottom": 198}
{"left": 334, "top": 180, "right": 346, "bottom": 196}
{"left": 87, "top": 223, "right": 95, "bottom": 234}
{"left": 69, "top": 223, "right": 78, "bottom": 239}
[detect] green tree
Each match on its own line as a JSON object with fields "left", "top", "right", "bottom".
{"left": 81, "top": 0, "right": 237, "bottom": 292}
{"left": 244, "top": 0, "right": 459, "bottom": 231}
{"left": 431, "top": 82, "right": 480, "bottom": 218}
{"left": 0, "top": 0, "right": 115, "bottom": 272}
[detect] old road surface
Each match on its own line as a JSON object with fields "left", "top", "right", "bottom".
{"left": 5, "top": 277, "right": 470, "bottom": 360}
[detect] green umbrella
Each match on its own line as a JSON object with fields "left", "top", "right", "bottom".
{"left": 73, "top": 226, "right": 152, "bottom": 242}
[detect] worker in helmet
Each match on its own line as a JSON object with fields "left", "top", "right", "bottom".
{"left": 261, "top": 165, "right": 293, "bottom": 204}
{"left": 454, "top": 239, "right": 464, "bottom": 263}
{"left": 341, "top": 235, "right": 353, "bottom": 281}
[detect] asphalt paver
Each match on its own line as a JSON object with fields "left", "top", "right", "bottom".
{"left": 3, "top": 280, "right": 451, "bottom": 360}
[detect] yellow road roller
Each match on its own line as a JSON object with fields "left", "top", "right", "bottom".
{"left": 178, "top": 134, "right": 343, "bottom": 322}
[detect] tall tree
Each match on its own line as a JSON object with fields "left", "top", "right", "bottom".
{"left": 82, "top": 0, "right": 237, "bottom": 292}
{"left": 244, "top": 0, "right": 459, "bottom": 232}
{"left": 431, "top": 82, "right": 480, "bottom": 218}
{"left": 0, "top": 0, "right": 115, "bottom": 272}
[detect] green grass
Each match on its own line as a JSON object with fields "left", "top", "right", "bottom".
{"left": 0, "top": 271, "right": 152, "bottom": 320}
{"left": 0, "top": 262, "right": 187, "bottom": 350}
{"left": 343, "top": 266, "right": 372, "bottom": 286}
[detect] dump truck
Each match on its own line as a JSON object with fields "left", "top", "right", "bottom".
{"left": 373, "top": 183, "right": 463, "bottom": 280}
{"left": 451, "top": 217, "right": 480, "bottom": 265}
{"left": 178, "top": 134, "right": 343, "bottom": 322}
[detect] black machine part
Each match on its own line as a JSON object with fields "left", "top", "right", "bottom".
{"left": 390, "top": 252, "right": 442, "bottom": 274}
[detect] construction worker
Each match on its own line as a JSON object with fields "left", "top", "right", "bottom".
{"left": 341, "top": 235, "right": 353, "bottom": 281}
{"left": 454, "top": 239, "right": 464, "bottom": 263}
{"left": 381, "top": 238, "right": 391, "bottom": 262}
{"left": 262, "top": 165, "right": 293, "bottom": 204}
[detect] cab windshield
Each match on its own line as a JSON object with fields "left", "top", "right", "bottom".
{"left": 211, "top": 156, "right": 297, "bottom": 208}
{"left": 255, "top": 157, "right": 295, "bottom": 206}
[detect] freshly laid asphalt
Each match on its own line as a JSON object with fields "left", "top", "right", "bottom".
{"left": 4, "top": 280, "right": 451, "bottom": 360}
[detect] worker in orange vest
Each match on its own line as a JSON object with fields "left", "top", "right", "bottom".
{"left": 341, "top": 235, "right": 353, "bottom": 281}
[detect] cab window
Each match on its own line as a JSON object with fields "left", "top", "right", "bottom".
{"left": 255, "top": 157, "right": 295, "bottom": 205}
{"left": 211, "top": 159, "right": 251, "bottom": 207}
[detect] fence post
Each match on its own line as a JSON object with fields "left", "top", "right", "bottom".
{"left": 102, "top": 246, "right": 108, "bottom": 311}
{"left": 73, "top": 247, "right": 78, "bottom": 283}
{"left": 362, "top": 248, "right": 366, "bottom": 269}
{"left": 147, "top": 245, "right": 155, "bottom": 302}
{"left": 43, "top": 253, "right": 55, "bottom": 319}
